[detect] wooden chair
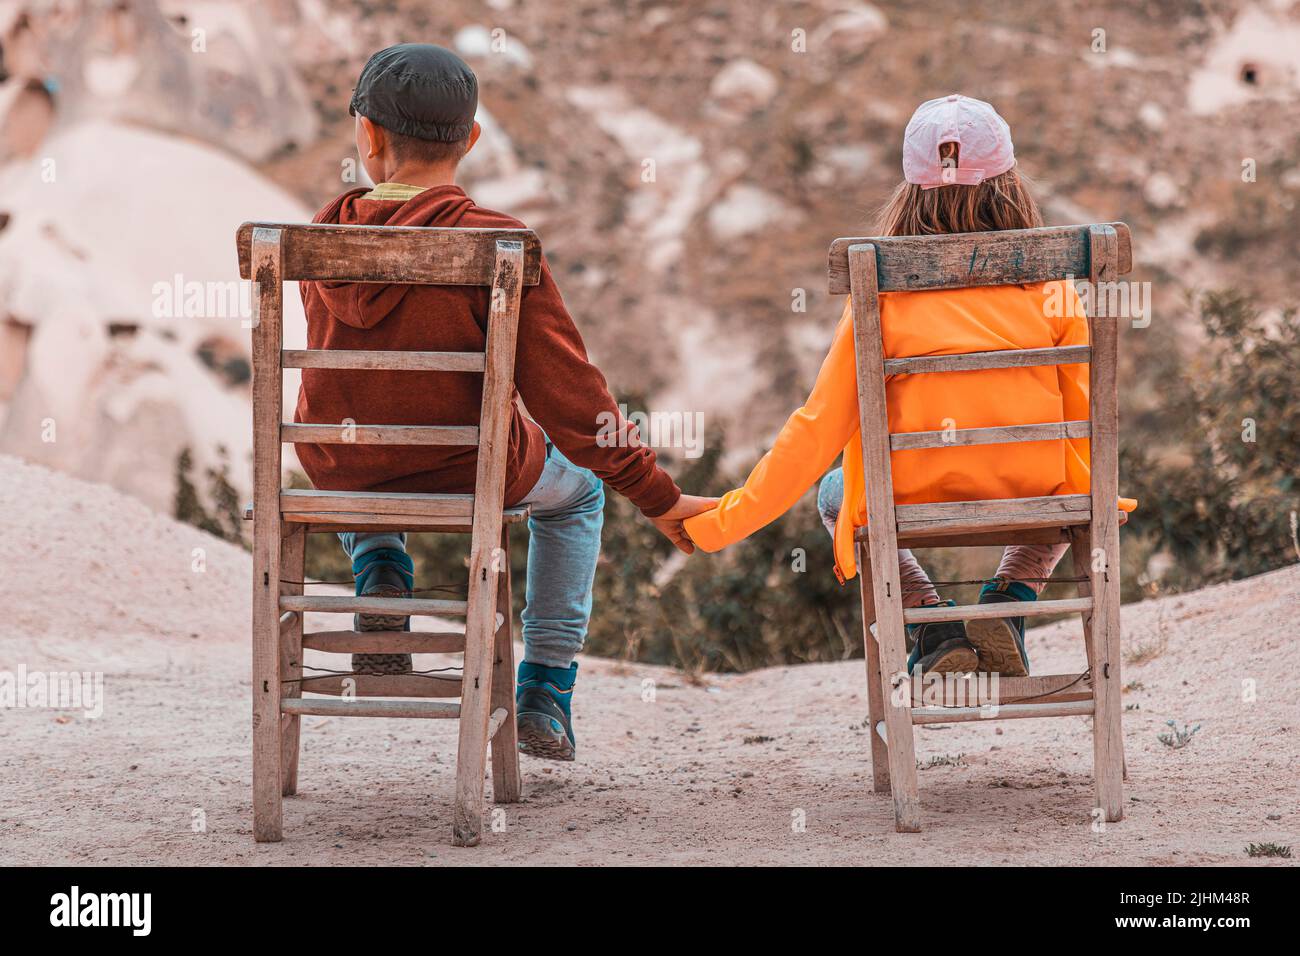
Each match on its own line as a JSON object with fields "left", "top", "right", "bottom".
{"left": 826, "top": 222, "right": 1133, "bottom": 832}
{"left": 236, "top": 221, "right": 543, "bottom": 846}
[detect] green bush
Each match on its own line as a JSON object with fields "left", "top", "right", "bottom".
{"left": 585, "top": 429, "right": 863, "bottom": 672}
{"left": 1120, "top": 290, "right": 1300, "bottom": 589}
{"left": 173, "top": 446, "right": 245, "bottom": 545}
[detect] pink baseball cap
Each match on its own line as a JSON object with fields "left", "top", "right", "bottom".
{"left": 902, "top": 94, "right": 1016, "bottom": 189}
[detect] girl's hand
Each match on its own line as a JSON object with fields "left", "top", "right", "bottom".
{"left": 649, "top": 494, "right": 720, "bottom": 554}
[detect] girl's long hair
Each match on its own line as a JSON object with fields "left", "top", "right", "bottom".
{"left": 874, "top": 142, "right": 1043, "bottom": 236}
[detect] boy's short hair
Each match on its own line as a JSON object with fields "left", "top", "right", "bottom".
{"left": 384, "top": 128, "right": 471, "bottom": 166}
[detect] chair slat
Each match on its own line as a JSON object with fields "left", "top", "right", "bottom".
{"left": 281, "top": 423, "right": 479, "bottom": 446}
{"left": 895, "top": 494, "right": 1091, "bottom": 536}
{"left": 894, "top": 672, "right": 1093, "bottom": 706}
{"left": 283, "top": 349, "right": 485, "bottom": 372}
{"left": 280, "top": 489, "right": 475, "bottom": 517}
{"left": 866, "top": 519, "right": 1124, "bottom": 548}
{"left": 280, "top": 595, "right": 468, "bottom": 617}
{"left": 280, "top": 697, "right": 460, "bottom": 719}
{"left": 236, "top": 222, "right": 542, "bottom": 286}
{"left": 300, "top": 674, "right": 461, "bottom": 698}
{"left": 828, "top": 222, "right": 1132, "bottom": 294}
{"left": 903, "top": 597, "right": 1092, "bottom": 625}
{"left": 895, "top": 527, "right": 1073, "bottom": 549}
{"left": 244, "top": 500, "right": 529, "bottom": 527}
{"left": 284, "top": 513, "right": 529, "bottom": 532}
{"left": 911, "top": 700, "right": 1095, "bottom": 724}
{"left": 302, "top": 630, "right": 466, "bottom": 654}
{"left": 885, "top": 345, "right": 1090, "bottom": 375}
{"left": 890, "top": 420, "right": 1089, "bottom": 451}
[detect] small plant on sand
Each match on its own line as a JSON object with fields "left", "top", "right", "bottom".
{"left": 1157, "top": 719, "right": 1201, "bottom": 749}
{"left": 918, "top": 753, "right": 966, "bottom": 770}
{"left": 1123, "top": 598, "right": 1175, "bottom": 665}
{"left": 1125, "top": 634, "right": 1168, "bottom": 666}
{"left": 1125, "top": 604, "right": 1171, "bottom": 666}
{"left": 1246, "top": 842, "right": 1292, "bottom": 859}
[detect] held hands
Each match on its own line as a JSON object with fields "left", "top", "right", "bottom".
{"left": 650, "top": 493, "right": 720, "bottom": 555}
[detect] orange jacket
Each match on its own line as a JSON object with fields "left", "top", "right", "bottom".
{"left": 684, "top": 282, "right": 1137, "bottom": 581}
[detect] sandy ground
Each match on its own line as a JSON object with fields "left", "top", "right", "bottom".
{"left": 2, "top": 454, "right": 1297, "bottom": 866}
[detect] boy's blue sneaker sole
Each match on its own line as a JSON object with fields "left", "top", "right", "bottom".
{"left": 517, "top": 712, "right": 576, "bottom": 762}
{"left": 515, "top": 685, "right": 576, "bottom": 762}
{"left": 351, "top": 556, "right": 413, "bottom": 676}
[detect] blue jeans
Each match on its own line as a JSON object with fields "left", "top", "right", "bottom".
{"left": 816, "top": 467, "right": 845, "bottom": 535}
{"left": 338, "top": 443, "right": 604, "bottom": 668}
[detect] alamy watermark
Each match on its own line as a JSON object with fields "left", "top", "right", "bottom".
{"left": 891, "top": 668, "right": 1002, "bottom": 712}
{"left": 152, "top": 274, "right": 259, "bottom": 327}
{"left": 50, "top": 886, "right": 150, "bottom": 936}
{"left": 596, "top": 404, "right": 705, "bottom": 459}
{"left": 1044, "top": 276, "right": 1152, "bottom": 328}
{"left": 0, "top": 665, "right": 104, "bottom": 719}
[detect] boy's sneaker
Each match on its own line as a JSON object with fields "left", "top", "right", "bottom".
{"left": 906, "top": 601, "right": 978, "bottom": 675}
{"left": 516, "top": 661, "right": 577, "bottom": 762}
{"left": 966, "top": 578, "right": 1033, "bottom": 676}
{"left": 350, "top": 548, "right": 414, "bottom": 676}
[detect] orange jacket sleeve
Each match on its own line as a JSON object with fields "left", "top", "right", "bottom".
{"left": 685, "top": 304, "right": 859, "bottom": 551}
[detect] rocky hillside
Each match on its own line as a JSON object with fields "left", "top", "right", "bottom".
{"left": 0, "top": 0, "right": 1296, "bottom": 516}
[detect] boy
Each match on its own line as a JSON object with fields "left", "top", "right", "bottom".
{"left": 297, "top": 44, "right": 715, "bottom": 761}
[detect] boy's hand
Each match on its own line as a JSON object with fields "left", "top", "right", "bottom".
{"left": 650, "top": 494, "right": 720, "bottom": 555}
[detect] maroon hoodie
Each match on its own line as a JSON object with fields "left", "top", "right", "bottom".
{"left": 294, "top": 184, "right": 681, "bottom": 515}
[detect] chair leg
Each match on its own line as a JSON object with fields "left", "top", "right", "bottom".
{"left": 864, "top": 545, "right": 921, "bottom": 833}
{"left": 856, "top": 544, "right": 890, "bottom": 794}
{"left": 1072, "top": 526, "right": 1128, "bottom": 782}
{"left": 251, "top": 523, "right": 284, "bottom": 842}
{"left": 490, "top": 528, "right": 522, "bottom": 804}
{"left": 279, "top": 525, "right": 305, "bottom": 797}
{"left": 1087, "top": 518, "right": 1125, "bottom": 822}
{"left": 878, "top": 643, "right": 921, "bottom": 832}
{"left": 452, "top": 537, "right": 501, "bottom": 847}
{"left": 1069, "top": 527, "right": 1096, "bottom": 676}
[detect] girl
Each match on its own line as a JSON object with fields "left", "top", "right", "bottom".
{"left": 685, "top": 94, "right": 1135, "bottom": 677}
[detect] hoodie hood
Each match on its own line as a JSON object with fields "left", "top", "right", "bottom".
{"left": 309, "top": 184, "right": 477, "bottom": 329}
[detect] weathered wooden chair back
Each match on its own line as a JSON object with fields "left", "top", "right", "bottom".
{"left": 237, "top": 221, "right": 542, "bottom": 846}
{"left": 827, "top": 222, "right": 1133, "bottom": 832}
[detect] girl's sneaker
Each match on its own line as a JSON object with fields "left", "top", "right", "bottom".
{"left": 967, "top": 578, "right": 1033, "bottom": 676}
{"left": 906, "top": 601, "right": 978, "bottom": 675}
{"left": 516, "top": 661, "right": 577, "bottom": 761}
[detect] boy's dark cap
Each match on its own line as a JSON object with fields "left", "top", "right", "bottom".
{"left": 349, "top": 43, "right": 478, "bottom": 143}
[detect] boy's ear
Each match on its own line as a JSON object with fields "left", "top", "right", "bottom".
{"left": 360, "top": 115, "right": 385, "bottom": 158}
{"left": 464, "top": 121, "right": 482, "bottom": 156}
